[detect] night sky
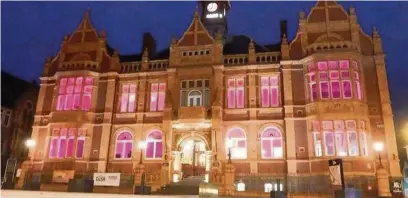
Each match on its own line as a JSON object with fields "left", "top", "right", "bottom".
{"left": 2, "top": 1, "right": 408, "bottom": 152}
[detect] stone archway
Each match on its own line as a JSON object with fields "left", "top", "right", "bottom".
{"left": 173, "top": 134, "right": 211, "bottom": 182}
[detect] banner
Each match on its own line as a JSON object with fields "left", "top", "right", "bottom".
{"left": 52, "top": 170, "right": 75, "bottom": 183}
{"left": 328, "top": 159, "right": 345, "bottom": 188}
{"left": 93, "top": 173, "right": 121, "bottom": 187}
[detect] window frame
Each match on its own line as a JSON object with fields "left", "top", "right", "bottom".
{"left": 145, "top": 131, "right": 163, "bottom": 160}
{"left": 114, "top": 131, "right": 133, "bottom": 160}
{"left": 260, "top": 127, "right": 283, "bottom": 159}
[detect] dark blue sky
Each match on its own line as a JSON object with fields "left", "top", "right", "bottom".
{"left": 1, "top": 1, "right": 407, "bottom": 133}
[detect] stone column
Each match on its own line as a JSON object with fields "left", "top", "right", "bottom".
{"left": 374, "top": 54, "right": 401, "bottom": 177}
{"left": 160, "top": 164, "right": 169, "bottom": 186}
{"left": 223, "top": 163, "right": 236, "bottom": 196}
{"left": 172, "top": 151, "right": 181, "bottom": 182}
{"left": 248, "top": 73, "right": 257, "bottom": 119}
{"left": 376, "top": 167, "right": 392, "bottom": 197}
{"left": 134, "top": 164, "right": 145, "bottom": 185}
{"left": 282, "top": 64, "right": 297, "bottom": 174}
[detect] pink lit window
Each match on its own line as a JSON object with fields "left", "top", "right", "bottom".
{"left": 75, "top": 137, "right": 85, "bottom": 159}
{"left": 308, "top": 63, "right": 316, "bottom": 72}
{"left": 329, "top": 61, "right": 338, "bottom": 70}
{"left": 49, "top": 136, "right": 59, "bottom": 158}
{"left": 66, "top": 136, "right": 75, "bottom": 158}
{"left": 318, "top": 61, "right": 328, "bottom": 70}
{"left": 145, "top": 131, "right": 163, "bottom": 159}
{"left": 342, "top": 80, "right": 352, "bottom": 98}
{"left": 348, "top": 131, "right": 359, "bottom": 156}
{"left": 150, "top": 83, "right": 166, "bottom": 112}
{"left": 226, "top": 128, "right": 247, "bottom": 159}
{"left": 56, "top": 76, "right": 93, "bottom": 111}
{"left": 320, "top": 82, "right": 330, "bottom": 99}
{"left": 335, "top": 131, "right": 347, "bottom": 156}
{"left": 227, "top": 78, "right": 245, "bottom": 109}
{"left": 341, "top": 71, "right": 350, "bottom": 79}
{"left": 352, "top": 61, "right": 358, "bottom": 70}
{"left": 261, "top": 77, "right": 279, "bottom": 107}
{"left": 261, "top": 127, "right": 283, "bottom": 159}
{"left": 115, "top": 131, "right": 133, "bottom": 159}
{"left": 120, "top": 84, "right": 137, "bottom": 113}
{"left": 58, "top": 128, "right": 68, "bottom": 158}
{"left": 330, "top": 81, "right": 341, "bottom": 99}
{"left": 339, "top": 60, "right": 349, "bottom": 69}
{"left": 324, "top": 132, "right": 335, "bottom": 156}
{"left": 310, "top": 83, "right": 317, "bottom": 101}
{"left": 330, "top": 71, "right": 339, "bottom": 79}
{"left": 312, "top": 120, "right": 320, "bottom": 131}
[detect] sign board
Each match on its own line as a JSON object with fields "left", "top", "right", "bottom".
{"left": 16, "top": 169, "right": 22, "bottom": 178}
{"left": 328, "top": 159, "right": 345, "bottom": 189}
{"left": 403, "top": 160, "right": 408, "bottom": 197}
{"left": 392, "top": 180, "right": 403, "bottom": 193}
{"left": 52, "top": 170, "right": 75, "bottom": 183}
{"left": 93, "top": 173, "right": 121, "bottom": 187}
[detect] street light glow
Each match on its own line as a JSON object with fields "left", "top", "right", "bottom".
{"left": 373, "top": 142, "right": 384, "bottom": 152}
{"left": 226, "top": 138, "right": 233, "bottom": 149}
{"left": 25, "top": 139, "right": 36, "bottom": 148}
{"left": 138, "top": 141, "right": 146, "bottom": 149}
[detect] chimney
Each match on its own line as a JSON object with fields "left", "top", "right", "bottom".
{"left": 141, "top": 32, "right": 157, "bottom": 59}
{"left": 280, "top": 20, "right": 288, "bottom": 41}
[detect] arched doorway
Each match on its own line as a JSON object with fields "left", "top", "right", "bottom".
{"left": 173, "top": 136, "right": 210, "bottom": 181}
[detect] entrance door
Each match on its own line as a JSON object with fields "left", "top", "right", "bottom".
{"left": 179, "top": 139, "right": 206, "bottom": 179}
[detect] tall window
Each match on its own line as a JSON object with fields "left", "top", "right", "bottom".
{"left": 145, "top": 131, "right": 163, "bottom": 159}
{"left": 150, "top": 83, "right": 166, "bottom": 112}
{"left": 260, "top": 76, "right": 279, "bottom": 107}
{"left": 313, "top": 120, "right": 368, "bottom": 157}
{"left": 307, "top": 60, "right": 362, "bottom": 101}
{"left": 115, "top": 131, "right": 133, "bottom": 159}
{"left": 180, "top": 79, "right": 209, "bottom": 107}
{"left": 313, "top": 133, "right": 322, "bottom": 157}
{"left": 227, "top": 78, "right": 245, "bottom": 109}
{"left": 261, "top": 127, "right": 283, "bottom": 159}
{"left": 360, "top": 132, "right": 368, "bottom": 156}
{"left": 120, "top": 84, "right": 137, "bottom": 113}
{"left": 324, "top": 132, "right": 335, "bottom": 156}
{"left": 1, "top": 108, "right": 12, "bottom": 127}
{"left": 48, "top": 128, "right": 85, "bottom": 159}
{"left": 188, "top": 91, "right": 202, "bottom": 106}
{"left": 226, "top": 128, "right": 247, "bottom": 159}
{"left": 56, "top": 77, "right": 93, "bottom": 111}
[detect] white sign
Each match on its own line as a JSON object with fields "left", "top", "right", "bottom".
{"left": 93, "top": 173, "right": 121, "bottom": 187}
{"left": 15, "top": 169, "right": 22, "bottom": 178}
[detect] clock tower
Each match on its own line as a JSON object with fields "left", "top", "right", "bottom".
{"left": 198, "top": 1, "right": 231, "bottom": 41}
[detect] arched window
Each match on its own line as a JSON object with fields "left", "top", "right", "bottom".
{"left": 115, "top": 131, "right": 133, "bottom": 159}
{"left": 146, "top": 130, "right": 163, "bottom": 159}
{"left": 226, "top": 128, "right": 247, "bottom": 159}
{"left": 188, "top": 90, "right": 202, "bottom": 106}
{"left": 261, "top": 127, "right": 283, "bottom": 159}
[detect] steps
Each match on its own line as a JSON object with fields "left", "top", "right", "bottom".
{"left": 154, "top": 176, "right": 205, "bottom": 195}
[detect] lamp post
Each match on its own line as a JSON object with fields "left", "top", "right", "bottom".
{"left": 226, "top": 138, "right": 233, "bottom": 164}
{"left": 138, "top": 141, "right": 146, "bottom": 164}
{"left": 373, "top": 141, "right": 384, "bottom": 168}
{"left": 373, "top": 141, "right": 392, "bottom": 197}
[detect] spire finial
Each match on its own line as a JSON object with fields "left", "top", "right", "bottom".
{"left": 282, "top": 34, "right": 288, "bottom": 44}
{"left": 373, "top": 26, "right": 380, "bottom": 38}
{"left": 249, "top": 39, "right": 254, "bottom": 49}
{"left": 99, "top": 30, "right": 106, "bottom": 38}
{"left": 194, "top": 9, "right": 199, "bottom": 18}
{"left": 349, "top": 6, "right": 355, "bottom": 15}
{"left": 299, "top": 10, "right": 305, "bottom": 19}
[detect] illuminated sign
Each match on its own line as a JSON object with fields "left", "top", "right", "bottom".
{"left": 206, "top": 13, "right": 223, "bottom": 19}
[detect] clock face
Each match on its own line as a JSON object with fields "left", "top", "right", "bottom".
{"left": 207, "top": 3, "right": 218, "bottom": 12}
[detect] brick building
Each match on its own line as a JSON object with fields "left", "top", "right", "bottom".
{"left": 1, "top": 72, "right": 38, "bottom": 178}
{"left": 19, "top": 1, "right": 401, "bottom": 196}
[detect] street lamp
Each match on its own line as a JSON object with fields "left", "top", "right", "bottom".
{"left": 226, "top": 138, "right": 233, "bottom": 164}
{"left": 373, "top": 141, "right": 384, "bottom": 168}
{"left": 138, "top": 141, "right": 146, "bottom": 164}
{"left": 25, "top": 139, "right": 36, "bottom": 160}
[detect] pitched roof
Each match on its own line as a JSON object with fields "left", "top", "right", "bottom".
{"left": 177, "top": 11, "right": 214, "bottom": 46}
{"left": 223, "top": 35, "right": 280, "bottom": 54}
{"left": 66, "top": 9, "right": 99, "bottom": 44}
{"left": 1, "top": 72, "right": 38, "bottom": 109}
